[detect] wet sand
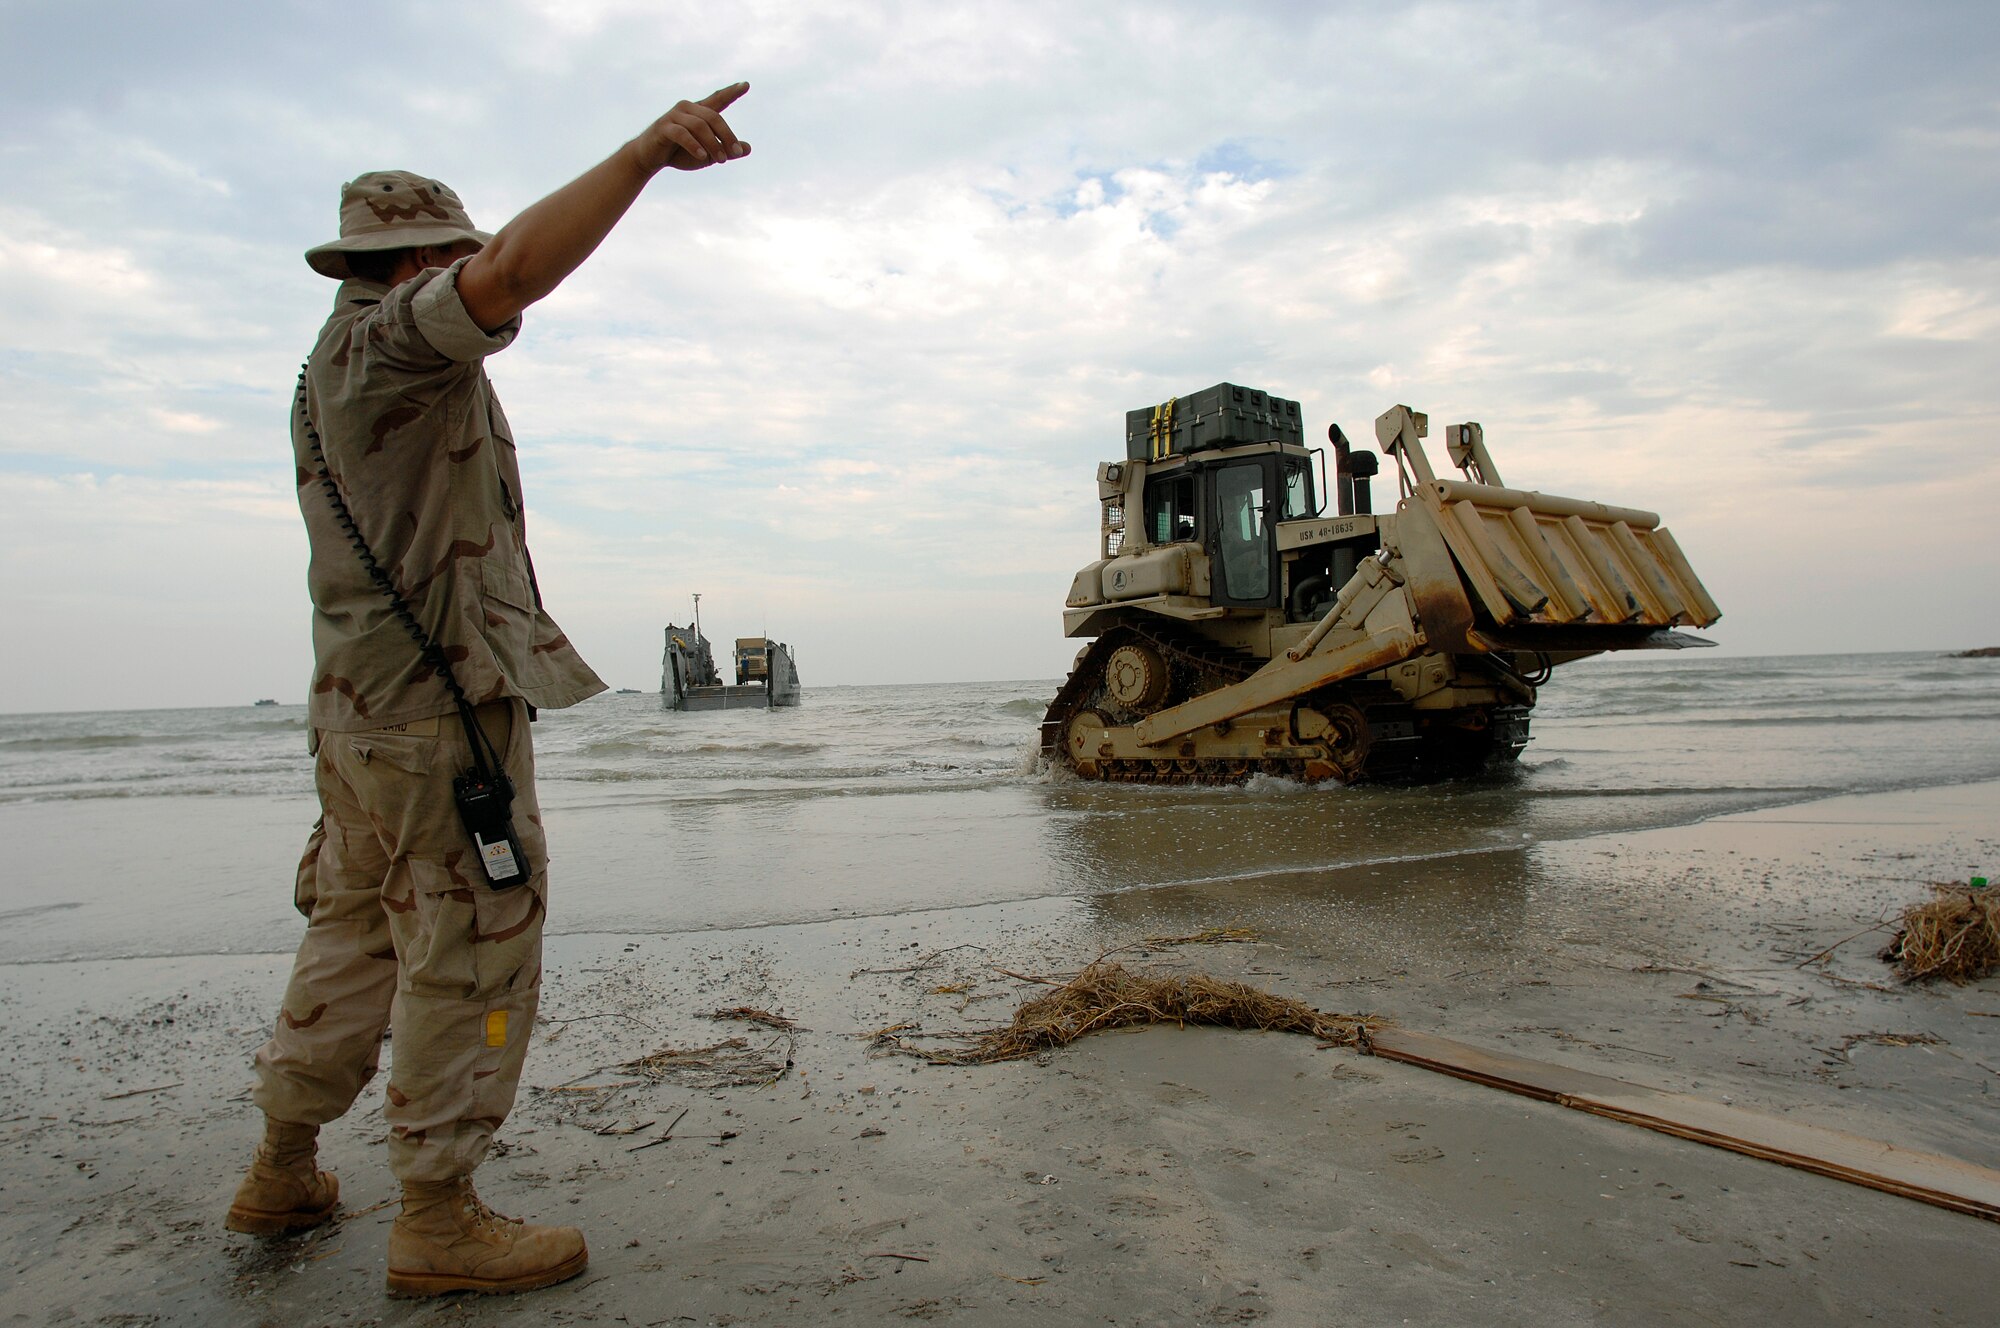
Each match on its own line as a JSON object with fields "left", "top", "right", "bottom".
{"left": 4, "top": 780, "right": 1998, "bottom": 1326}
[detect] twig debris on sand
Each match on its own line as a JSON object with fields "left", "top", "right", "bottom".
{"left": 619, "top": 1035, "right": 792, "bottom": 1090}
{"left": 1141, "top": 927, "right": 1260, "bottom": 948}
{"left": 704, "top": 1006, "right": 799, "bottom": 1031}
{"left": 609, "top": 1004, "right": 804, "bottom": 1092}
{"left": 873, "top": 960, "right": 1373, "bottom": 1065}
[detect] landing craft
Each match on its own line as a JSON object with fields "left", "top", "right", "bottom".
{"left": 661, "top": 597, "right": 801, "bottom": 712}
{"left": 1044, "top": 384, "right": 1721, "bottom": 784}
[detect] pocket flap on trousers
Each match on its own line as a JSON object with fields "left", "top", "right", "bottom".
{"left": 346, "top": 731, "right": 436, "bottom": 776}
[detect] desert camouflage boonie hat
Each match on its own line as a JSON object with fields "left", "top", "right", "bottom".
{"left": 304, "top": 170, "right": 493, "bottom": 279}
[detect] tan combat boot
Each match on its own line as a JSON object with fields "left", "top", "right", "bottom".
{"left": 225, "top": 1117, "right": 340, "bottom": 1234}
{"left": 385, "top": 1176, "right": 588, "bottom": 1298}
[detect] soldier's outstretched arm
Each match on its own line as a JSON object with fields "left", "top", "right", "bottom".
{"left": 455, "top": 82, "right": 752, "bottom": 332}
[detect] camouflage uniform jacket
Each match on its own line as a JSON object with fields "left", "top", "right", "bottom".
{"left": 294, "top": 256, "right": 606, "bottom": 733}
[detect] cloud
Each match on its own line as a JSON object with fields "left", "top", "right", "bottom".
{"left": 2, "top": 0, "right": 1998, "bottom": 709}
{"left": 0, "top": 470, "right": 308, "bottom": 705}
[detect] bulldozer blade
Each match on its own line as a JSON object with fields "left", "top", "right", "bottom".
{"left": 1416, "top": 478, "right": 1720, "bottom": 632}
{"left": 1630, "top": 629, "right": 1716, "bottom": 650}
{"left": 1465, "top": 625, "right": 1717, "bottom": 654}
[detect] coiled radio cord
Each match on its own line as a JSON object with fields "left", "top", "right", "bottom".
{"left": 295, "top": 367, "right": 505, "bottom": 783}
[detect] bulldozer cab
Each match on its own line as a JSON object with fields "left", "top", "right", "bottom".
{"left": 1140, "top": 449, "right": 1318, "bottom": 608}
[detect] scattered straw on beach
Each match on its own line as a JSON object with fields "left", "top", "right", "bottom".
{"left": 873, "top": 960, "right": 1374, "bottom": 1065}
{"left": 704, "top": 1006, "right": 799, "bottom": 1031}
{"left": 1883, "top": 885, "right": 2000, "bottom": 983}
{"left": 620, "top": 1035, "right": 793, "bottom": 1089}
{"left": 1141, "top": 927, "right": 1260, "bottom": 947}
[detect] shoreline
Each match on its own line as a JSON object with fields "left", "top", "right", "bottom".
{"left": 13, "top": 774, "right": 2000, "bottom": 969}
{"left": 3, "top": 778, "right": 1997, "bottom": 1324}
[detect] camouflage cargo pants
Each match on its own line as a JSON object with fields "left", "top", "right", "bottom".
{"left": 252, "top": 700, "right": 547, "bottom": 1185}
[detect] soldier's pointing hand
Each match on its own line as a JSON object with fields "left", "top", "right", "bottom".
{"left": 639, "top": 83, "right": 752, "bottom": 173}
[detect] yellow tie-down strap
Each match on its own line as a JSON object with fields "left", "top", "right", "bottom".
{"left": 1148, "top": 398, "right": 1178, "bottom": 461}
{"left": 1417, "top": 479, "right": 1721, "bottom": 629}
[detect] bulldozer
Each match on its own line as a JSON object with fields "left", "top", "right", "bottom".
{"left": 1043, "top": 383, "right": 1721, "bottom": 784}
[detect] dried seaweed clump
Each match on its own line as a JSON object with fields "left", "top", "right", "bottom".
{"left": 1883, "top": 885, "right": 2000, "bottom": 982}
{"left": 882, "top": 961, "right": 1374, "bottom": 1065}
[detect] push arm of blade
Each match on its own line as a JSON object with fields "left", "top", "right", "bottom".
{"left": 1137, "top": 624, "right": 1422, "bottom": 746}
{"left": 1288, "top": 555, "right": 1401, "bottom": 661}
{"left": 1374, "top": 405, "right": 1437, "bottom": 487}
{"left": 1466, "top": 427, "right": 1504, "bottom": 489}
{"left": 1446, "top": 423, "right": 1505, "bottom": 486}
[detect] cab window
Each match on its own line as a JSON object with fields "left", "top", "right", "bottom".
{"left": 1283, "top": 460, "right": 1315, "bottom": 519}
{"left": 1144, "top": 472, "right": 1198, "bottom": 544}
{"left": 1214, "top": 462, "right": 1272, "bottom": 601}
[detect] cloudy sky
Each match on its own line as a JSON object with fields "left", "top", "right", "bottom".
{"left": 3, "top": 0, "right": 1997, "bottom": 711}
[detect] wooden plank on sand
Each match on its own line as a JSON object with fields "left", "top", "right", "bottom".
{"left": 1369, "top": 1027, "right": 2000, "bottom": 1223}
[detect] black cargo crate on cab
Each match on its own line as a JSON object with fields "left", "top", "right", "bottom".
{"left": 1125, "top": 383, "right": 1304, "bottom": 461}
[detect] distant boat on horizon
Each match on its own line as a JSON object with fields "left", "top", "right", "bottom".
{"left": 252, "top": 698, "right": 278, "bottom": 707}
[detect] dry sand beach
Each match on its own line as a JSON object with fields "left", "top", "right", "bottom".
{"left": 4, "top": 773, "right": 1998, "bottom": 1326}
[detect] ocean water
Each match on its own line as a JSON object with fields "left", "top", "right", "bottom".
{"left": 5, "top": 651, "right": 1999, "bottom": 963}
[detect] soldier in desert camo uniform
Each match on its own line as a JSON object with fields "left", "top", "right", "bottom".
{"left": 227, "top": 84, "right": 752, "bottom": 1299}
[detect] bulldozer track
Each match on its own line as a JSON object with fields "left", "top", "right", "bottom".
{"left": 1040, "top": 623, "right": 1269, "bottom": 785}
{"left": 1041, "top": 623, "right": 1527, "bottom": 787}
